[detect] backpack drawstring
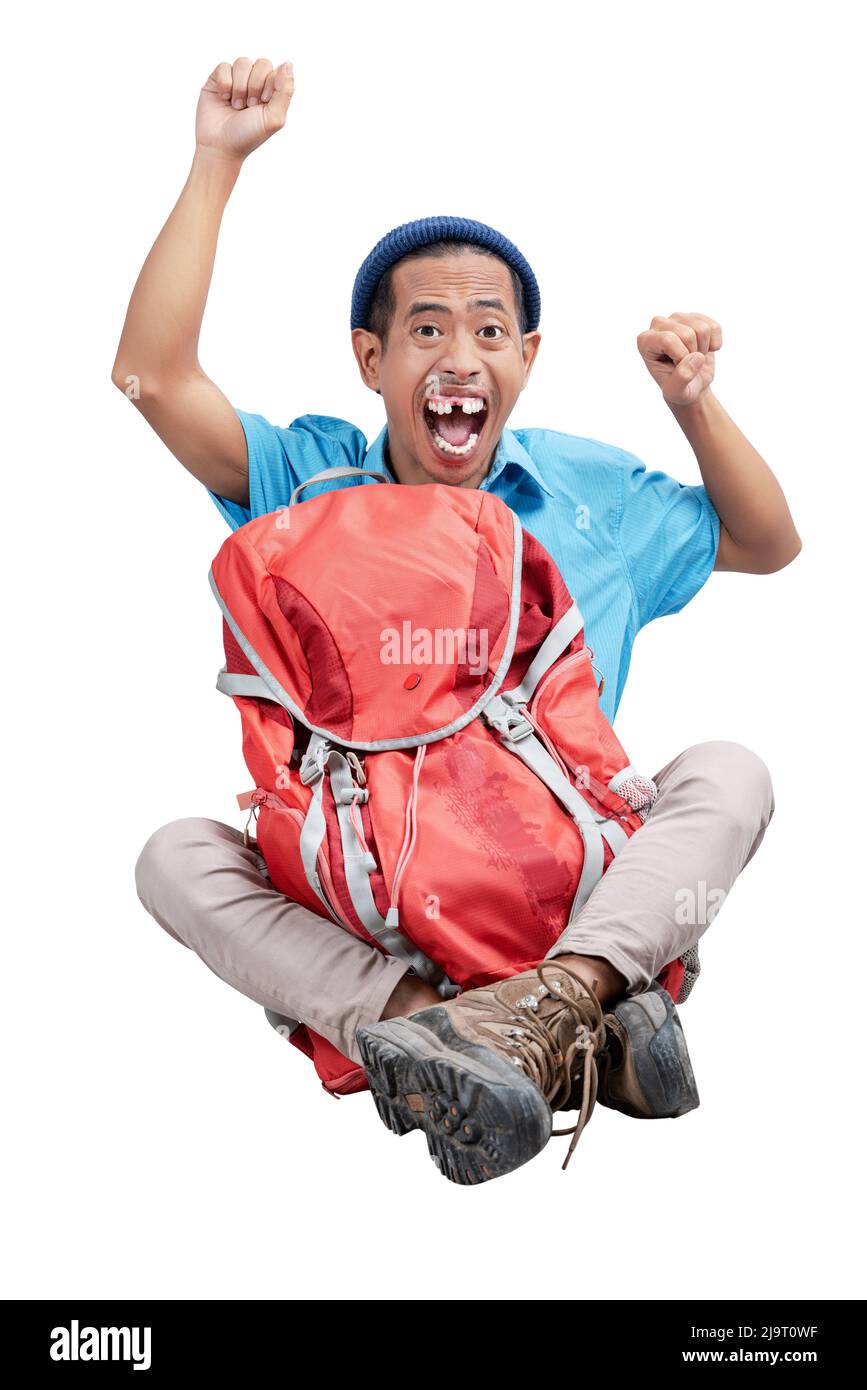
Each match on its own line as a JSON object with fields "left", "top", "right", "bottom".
{"left": 343, "top": 752, "right": 378, "bottom": 871}
{"left": 347, "top": 797, "right": 370, "bottom": 850}
{"left": 386, "top": 745, "right": 427, "bottom": 926}
{"left": 524, "top": 707, "right": 572, "bottom": 781}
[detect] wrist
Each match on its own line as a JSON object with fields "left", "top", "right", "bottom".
{"left": 666, "top": 385, "right": 719, "bottom": 423}
{"left": 192, "top": 144, "right": 245, "bottom": 178}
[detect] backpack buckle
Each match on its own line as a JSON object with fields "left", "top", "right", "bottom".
{"left": 483, "top": 695, "right": 534, "bottom": 742}
{"left": 334, "top": 784, "right": 369, "bottom": 805}
{"left": 299, "top": 739, "right": 330, "bottom": 785}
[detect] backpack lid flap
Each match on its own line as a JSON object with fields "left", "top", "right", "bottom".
{"left": 210, "top": 484, "right": 527, "bottom": 750}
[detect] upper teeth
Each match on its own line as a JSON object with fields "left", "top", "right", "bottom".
{"left": 426, "top": 398, "right": 486, "bottom": 415}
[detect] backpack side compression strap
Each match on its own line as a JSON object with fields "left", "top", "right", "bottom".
{"left": 482, "top": 694, "right": 631, "bottom": 917}
{"left": 299, "top": 736, "right": 462, "bottom": 1000}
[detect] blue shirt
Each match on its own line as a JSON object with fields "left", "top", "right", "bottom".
{"left": 208, "top": 411, "right": 720, "bottom": 724}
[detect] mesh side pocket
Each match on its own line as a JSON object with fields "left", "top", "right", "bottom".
{"left": 677, "top": 944, "right": 702, "bottom": 1003}
{"left": 612, "top": 770, "right": 659, "bottom": 822}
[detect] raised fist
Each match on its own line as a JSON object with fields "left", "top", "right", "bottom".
{"left": 196, "top": 58, "right": 295, "bottom": 162}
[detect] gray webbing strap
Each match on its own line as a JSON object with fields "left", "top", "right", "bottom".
{"left": 504, "top": 732, "right": 609, "bottom": 914}
{"left": 326, "top": 751, "right": 459, "bottom": 993}
{"left": 483, "top": 701, "right": 604, "bottom": 826}
{"left": 597, "top": 817, "right": 629, "bottom": 854}
{"left": 298, "top": 736, "right": 346, "bottom": 928}
{"left": 571, "top": 822, "right": 606, "bottom": 917}
{"left": 569, "top": 813, "right": 631, "bottom": 917}
{"left": 289, "top": 467, "right": 392, "bottom": 507}
{"left": 300, "top": 744, "right": 460, "bottom": 996}
{"left": 501, "top": 603, "right": 584, "bottom": 709}
{"left": 482, "top": 712, "right": 632, "bottom": 915}
{"left": 216, "top": 666, "right": 277, "bottom": 701}
{"left": 327, "top": 751, "right": 388, "bottom": 940}
{"left": 505, "top": 727, "right": 632, "bottom": 857}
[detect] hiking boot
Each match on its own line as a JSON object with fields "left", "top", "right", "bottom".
{"left": 595, "top": 982, "right": 700, "bottom": 1119}
{"left": 355, "top": 960, "right": 607, "bottom": 1186}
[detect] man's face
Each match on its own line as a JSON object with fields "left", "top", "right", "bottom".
{"left": 352, "top": 251, "right": 541, "bottom": 488}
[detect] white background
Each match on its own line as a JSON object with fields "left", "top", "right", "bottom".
{"left": 3, "top": 0, "right": 864, "bottom": 1301}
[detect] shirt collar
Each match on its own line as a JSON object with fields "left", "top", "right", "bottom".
{"left": 364, "top": 423, "right": 553, "bottom": 498}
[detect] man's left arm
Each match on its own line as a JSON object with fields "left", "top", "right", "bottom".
{"left": 637, "top": 313, "right": 802, "bottom": 574}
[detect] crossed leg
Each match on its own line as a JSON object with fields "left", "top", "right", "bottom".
{"left": 134, "top": 741, "right": 774, "bottom": 1064}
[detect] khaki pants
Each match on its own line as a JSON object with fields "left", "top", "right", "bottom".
{"left": 134, "top": 741, "right": 774, "bottom": 1065}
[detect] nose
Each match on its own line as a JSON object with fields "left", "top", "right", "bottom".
{"left": 435, "top": 323, "right": 485, "bottom": 380}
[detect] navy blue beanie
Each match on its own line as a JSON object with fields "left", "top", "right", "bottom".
{"left": 350, "top": 215, "right": 541, "bottom": 334}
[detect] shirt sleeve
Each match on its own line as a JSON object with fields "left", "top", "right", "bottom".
{"left": 207, "top": 410, "right": 369, "bottom": 530}
{"left": 616, "top": 448, "right": 721, "bottom": 627}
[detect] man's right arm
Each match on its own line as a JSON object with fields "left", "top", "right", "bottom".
{"left": 110, "top": 58, "right": 295, "bottom": 508}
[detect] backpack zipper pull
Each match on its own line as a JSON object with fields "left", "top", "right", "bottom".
{"left": 242, "top": 788, "right": 267, "bottom": 847}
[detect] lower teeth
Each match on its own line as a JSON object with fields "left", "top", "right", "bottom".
{"left": 431, "top": 428, "right": 480, "bottom": 457}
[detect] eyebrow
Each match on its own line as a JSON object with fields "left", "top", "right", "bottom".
{"left": 404, "top": 297, "right": 510, "bottom": 322}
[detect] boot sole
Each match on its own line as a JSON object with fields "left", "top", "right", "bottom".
{"left": 355, "top": 1009, "right": 553, "bottom": 1185}
{"left": 604, "top": 984, "right": 700, "bottom": 1119}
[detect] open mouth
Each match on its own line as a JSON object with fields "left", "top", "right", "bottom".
{"left": 421, "top": 388, "right": 490, "bottom": 461}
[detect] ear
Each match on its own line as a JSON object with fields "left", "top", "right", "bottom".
{"left": 351, "top": 327, "right": 383, "bottom": 394}
{"left": 520, "top": 330, "right": 542, "bottom": 387}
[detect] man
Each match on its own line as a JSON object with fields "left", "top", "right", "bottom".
{"left": 114, "top": 57, "right": 796, "bottom": 1185}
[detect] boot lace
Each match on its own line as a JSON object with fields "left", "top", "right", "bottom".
{"left": 457, "top": 960, "right": 607, "bottom": 1172}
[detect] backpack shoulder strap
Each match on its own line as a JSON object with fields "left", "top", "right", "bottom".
{"left": 501, "top": 602, "right": 583, "bottom": 709}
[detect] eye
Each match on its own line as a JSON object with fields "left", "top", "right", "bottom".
{"left": 479, "top": 324, "right": 505, "bottom": 339}
{"left": 414, "top": 324, "right": 442, "bottom": 338}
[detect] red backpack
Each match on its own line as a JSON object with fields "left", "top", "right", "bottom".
{"left": 210, "top": 469, "right": 687, "bottom": 1097}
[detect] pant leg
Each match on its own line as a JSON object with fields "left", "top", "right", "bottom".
{"left": 544, "top": 740, "right": 775, "bottom": 996}
{"left": 134, "top": 817, "right": 412, "bottom": 1065}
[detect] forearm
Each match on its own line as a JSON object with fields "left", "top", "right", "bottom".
{"left": 111, "top": 148, "right": 243, "bottom": 391}
{"left": 667, "top": 389, "right": 801, "bottom": 571}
